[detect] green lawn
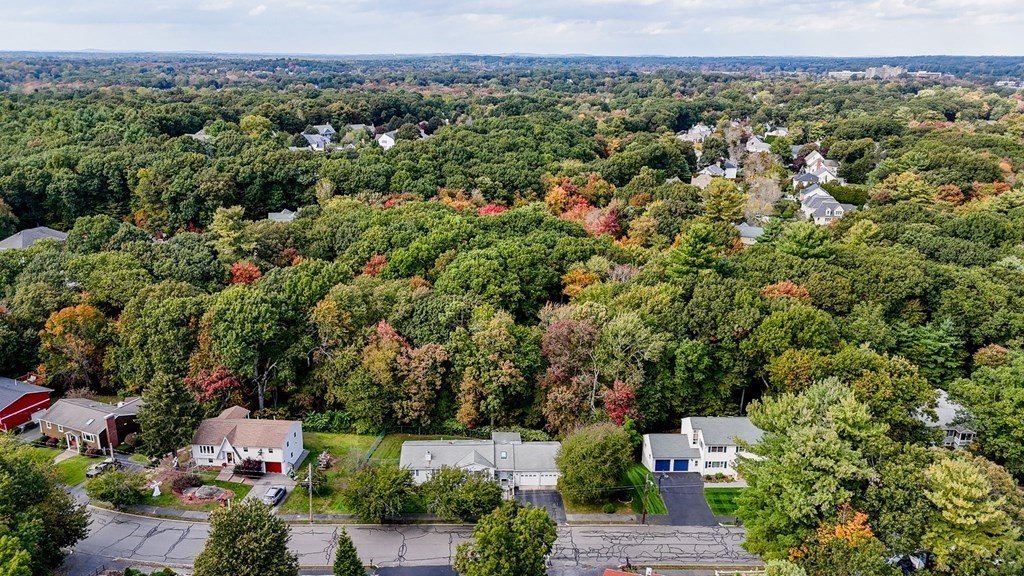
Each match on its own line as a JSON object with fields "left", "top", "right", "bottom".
{"left": 143, "top": 479, "right": 253, "bottom": 512}
{"left": 705, "top": 487, "right": 743, "bottom": 516}
{"left": 625, "top": 464, "right": 668, "bottom": 515}
{"left": 129, "top": 453, "right": 152, "bottom": 465}
{"left": 26, "top": 446, "right": 61, "bottom": 466}
{"left": 55, "top": 455, "right": 94, "bottom": 486}
{"left": 278, "top": 432, "right": 378, "bottom": 515}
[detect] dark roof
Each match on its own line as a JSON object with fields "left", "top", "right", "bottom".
{"left": 0, "top": 227, "right": 67, "bottom": 250}
{"left": 0, "top": 376, "right": 52, "bottom": 411}
{"left": 794, "top": 173, "right": 820, "bottom": 182}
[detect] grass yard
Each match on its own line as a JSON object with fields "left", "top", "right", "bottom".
{"left": 26, "top": 446, "right": 61, "bottom": 466}
{"left": 278, "top": 432, "right": 378, "bottom": 515}
{"left": 705, "top": 487, "right": 743, "bottom": 516}
{"left": 55, "top": 455, "right": 94, "bottom": 486}
{"left": 129, "top": 453, "right": 152, "bottom": 465}
{"left": 625, "top": 464, "right": 668, "bottom": 515}
{"left": 143, "top": 479, "right": 253, "bottom": 512}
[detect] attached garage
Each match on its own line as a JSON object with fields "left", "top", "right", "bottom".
{"left": 654, "top": 459, "right": 671, "bottom": 472}
{"left": 643, "top": 433, "right": 701, "bottom": 474}
{"left": 264, "top": 461, "right": 282, "bottom": 473}
{"left": 673, "top": 459, "right": 689, "bottom": 471}
{"left": 539, "top": 473, "right": 559, "bottom": 486}
{"left": 519, "top": 472, "right": 540, "bottom": 486}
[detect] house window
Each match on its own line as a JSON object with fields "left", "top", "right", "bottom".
{"left": 707, "top": 446, "right": 727, "bottom": 453}
{"left": 82, "top": 433, "right": 97, "bottom": 443}
{"left": 46, "top": 421, "right": 51, "bottom": 429}
{"left": 208, "top": 459, "right": 214, "bottom": 464}
{"left": 268, "top": 448, "right": 274, "bottom": 453}
{"left": 286, "top": 442, "right": 289, "bottom": 447}
{"left": 704, "top": 461, "right": 727, "bottom": 469}
{"left": 243, "top": 447, "right": 248, "bottom": 452}
{"left": 500, "top": 451, "right": 507, "bottom": 459}
{"left": 199, "top": 445, "right": 215, "bottom": 455}
{"left": 58, "top": 425, "right": 64, "bottom": 433}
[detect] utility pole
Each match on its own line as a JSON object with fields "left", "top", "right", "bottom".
{"left": 308, "top": 462, "right": 313, "bottom": 524}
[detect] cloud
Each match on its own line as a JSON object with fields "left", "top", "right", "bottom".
{"left": 0, "top": 0, "right": 1021, "bottom": 55}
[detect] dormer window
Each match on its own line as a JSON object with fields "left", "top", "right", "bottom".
{"left": 500, "top": 451, "right": 507, "bottom": 459}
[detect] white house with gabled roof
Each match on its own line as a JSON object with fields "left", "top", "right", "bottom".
{"left": 642, "top": 416, "right": 763, "bottom": 479}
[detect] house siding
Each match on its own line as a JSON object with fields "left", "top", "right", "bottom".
{"left": 0, "top": 391, "right": 51, "bottom": 431}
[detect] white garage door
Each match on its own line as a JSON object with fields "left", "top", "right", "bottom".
{"left": 539, "top": 473, "right": 559, "bottom": 486}
{"left": 519, "top": 473, "right": 540, "bottom": 486}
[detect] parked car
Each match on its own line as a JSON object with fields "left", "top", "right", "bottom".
{"left": 262, "top": 486, "right": 286, "bottom": 506}
{"left": 86, "top": 458, "right": 121, "bottom": 478}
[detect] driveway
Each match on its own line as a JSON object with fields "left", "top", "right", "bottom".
{"left": 655, "top": 472, "right": 718, "bottom": 526}
{"left": 515, "top": 489, "right": 567, "bottom": 523}
{"left": 243, "top": 473, "right": 298, "bottom": 510}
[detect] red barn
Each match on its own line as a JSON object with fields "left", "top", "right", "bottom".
{"left": 0, "top": 376, "right": 53, "bottom": 431}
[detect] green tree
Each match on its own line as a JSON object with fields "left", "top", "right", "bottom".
{"left": 341, "top": 465, "right": 413, "bottom": 523}
{"left": 665, "top": 221, "right": 723, "bottom": 279}
{"left": 0, "top": 436, "right": 89, "bottom": 576}
{"left": 736, "top": 380, "right": 888, "bottom": 558}
{"left": 421, "top": 467, "right": 503, "bottom": 521}
{"left": 923, "top": 457, "right": 1020, "bottom": 572}
{"left": 453, "top": 502, "right": 557, "bottom": 576}
{"left": 137, "top": 372, "right": 203, "bottom": 457}
{"left": 85, "top": 469, "right": 147, "bottom": 509}
{"left": 556, "top": 423, "right": 633, "bottom": 505}
{"left": 701, "top": 178, "right": 746, "bottom": 223}
{"left": 194, "top": 499, "right": 299, "bottom": 576}
{"left": 0, "top": 535, "right": 32, "bottom": 576}
{"left": 776, "top": 222, "right": 834, "bottom": 259}
{"left": 332, "top": 528, "right": 364, "bottom": 576}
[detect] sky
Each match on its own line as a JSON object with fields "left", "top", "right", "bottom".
{"left": 1, "top": 0, "right": 1023, "bottom": 57}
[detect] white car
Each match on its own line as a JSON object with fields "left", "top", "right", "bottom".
{"left": 262, "top": 486, "right": 286, "bottom": 506}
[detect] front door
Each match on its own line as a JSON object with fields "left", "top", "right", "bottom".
{"left": 226, "top": 452, "right": 234, "bottom": 464}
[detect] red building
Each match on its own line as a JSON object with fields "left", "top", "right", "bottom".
{"left": 0, "top": 376, "right": 53, "bottom": 431}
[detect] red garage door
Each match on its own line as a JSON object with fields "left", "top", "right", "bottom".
{"left": 265, "top": 461, "right": 282, "bottom": 473}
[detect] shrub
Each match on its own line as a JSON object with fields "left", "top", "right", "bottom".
{"left": 85, "top": 469, "right": 147, "bottom": 509}
{"left": 421, "top": 467, "right": 502, "bottom": 521}
{"left": 171, "top": 473, "right": 203, "bottom": 494}
{"left": 602, "top": 503, "right": 616, "bottom": 514}
{"left": 123, "top": 432, "right": 140, "bottom": 448}
{"left": 45, "top": 436, "right": 58, "bottom": 448}
{"left": 341, "top": 465, "right": 413, "bottom": 523}
{"left": 233, "top": 458, "right": 264, "bottom": 477}
{"left": 85, "top": 447, "right": 100, "bottom": 457}
{"left": 556, "top": 423, "right": 633, "bottom": 505}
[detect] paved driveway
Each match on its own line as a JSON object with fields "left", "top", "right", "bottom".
{"left": 514, "top": 490, "right": 567, "bottom": 523}
{"left": 656, "top": 473, "right": 718, "bottom": 526}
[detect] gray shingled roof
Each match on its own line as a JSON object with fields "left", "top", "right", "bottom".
{"left": 302, "top": 134, "right": 330, "bottom": 148}
{"left": 0, "top": 376, "right": 52, "bottom": 411}
{"left": 646, "top": 434, "right": 700, "bottom": 459}
{"left": 735, "top": 223, "right": 765, "bottom": 240}
{"left": 795, "top": 173, "right": 819, "bottom": 182}
{"left": 688, "top": 417, "right": 763, "bottom": 446}
{"left": 37, "top": 397, "right": 141, "bottom": 434}
{"left": 400, "top": 434, "right": 560, "bottom": 473}
{"left": 0, "top": 227, "right": 68, "bottom": 250}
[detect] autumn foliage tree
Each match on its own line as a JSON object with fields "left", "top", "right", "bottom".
{"left": 38, "top": 304, "right": 111, "bottom": 390}
{"left": 229, "top": 262, "right": 263, "bottom": 284}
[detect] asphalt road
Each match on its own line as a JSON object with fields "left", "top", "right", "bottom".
{"left": 66, "top": 507, "right": 758, "bottom": 572}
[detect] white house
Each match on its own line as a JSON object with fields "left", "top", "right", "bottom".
{"left": 765, "top": 125, "right": 789, "bottom": 138}
{"left": 798, "top": 184, "right": 856, "bottom": 226}
{"left": 676, "top": 124, "right": 714, "bottom": 144}
{"left": 190, "top": 407, "right": 304, "bottom": 474}
{"left": 376, "top": 130, "right": 398, "bottom": 150}
{"left": 745, "top": 135, "right": 772, "bottom": 154}
{"left": 313, "top": 123, "right": 336, "bottom": 139}
{"left": 399, "top": 432, "right": 561, "bottom": 490}
{"left": 301, "top": 133, "right": 331, "bottom": 152}
{"left": 918, "top": 390, "right": 976, "bottom": 450}
{"left": 642, "top": 416, "right": 763, "bottom": 479}
{"left": 267, "top": 208, "right": 298, "bottom": 223}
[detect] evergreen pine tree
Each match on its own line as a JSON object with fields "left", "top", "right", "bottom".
{"left": 333, "top": 528, "right": 364, "bottom": 576}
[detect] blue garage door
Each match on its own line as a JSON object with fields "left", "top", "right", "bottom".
{"left": 654, "top": 459, "right": 671, "bottom": 471}
{"left": 673, "top": 459, "right": 689, "bottom": 471}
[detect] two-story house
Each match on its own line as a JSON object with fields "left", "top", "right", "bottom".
{"left": 642, "top": 416, "right": 763, "bottom": 479}
{"left": 190, "top": 406, "right": 304, "bottom": 474}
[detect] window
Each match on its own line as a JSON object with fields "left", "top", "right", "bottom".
{"left": 704, "top": 461, "right": 727, "bottom": 469}
{"left": 46, "top": 421, "right": 51, "bottom": 429}
{"left": 286, "top": 442, "right": 289, "bottom": 448}
{"left": 707, "top": 446, "right": 727, "bottom": 453}
{"left": 199, "top": 445, "right": 215, "bottom": 455}
{"left": 82, "top": 433, "right": 97, "bottom": 443}
{"left": 500, "top": 451, "right": 507, "bottom": 459}
{"left": 268, "top": 448, "right": 274, "bottom": 453}
{"left": 243, "top": 447, "right": 248, "bottom": 452}
{"left": 57, "top": 425, "right": 64, "bottom": 433}
{"left": 208, "top": 459, "right": 214, "bottom": 464}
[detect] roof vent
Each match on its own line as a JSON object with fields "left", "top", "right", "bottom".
{"left": 85, "top": 418, "right": 94, "bottom": 426}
